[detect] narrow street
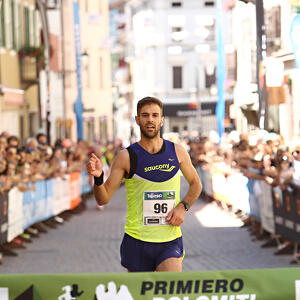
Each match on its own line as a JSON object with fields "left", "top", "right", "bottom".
{"left": 0, "top": 179, "right": 295, "bottom": 274}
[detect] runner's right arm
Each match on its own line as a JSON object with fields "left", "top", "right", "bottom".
{"left": 87, "top": 150, "right": 129, "bottom": 205}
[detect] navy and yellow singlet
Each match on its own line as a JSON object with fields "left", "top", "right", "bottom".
{"left": 125, "top": 139, "right": 182, "bottom": 243}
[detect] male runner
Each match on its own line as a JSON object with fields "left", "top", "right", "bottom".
{"left": 87, "top": 96, "right": 202, "bottom": 272}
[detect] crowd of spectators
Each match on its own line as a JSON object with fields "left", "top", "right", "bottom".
{"left": 2, "top": 128, "right": 299, "bottom": 259}
{"left": 0, "top": 131, "right": 123, "bottom": 195}
{"left": 187, "top": 129, "right": 300, "bottom": 196}
{"left": 186, "top": 129, "right": 300, "bottom": 257}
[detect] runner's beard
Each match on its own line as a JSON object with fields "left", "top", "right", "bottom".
{"left": 140, "top": 124, "right": 161, "bottom": 139}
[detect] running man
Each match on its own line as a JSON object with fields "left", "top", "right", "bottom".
{"left": 87, "top": 96, "right": 202, "bottom": 272}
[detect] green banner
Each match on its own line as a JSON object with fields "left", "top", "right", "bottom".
{"left": 0, "top": 268, "right": 299, "bottom": 299}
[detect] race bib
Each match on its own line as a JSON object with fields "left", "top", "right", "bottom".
{"left": 143, "top": 190, "right": 176, "bottom": 226}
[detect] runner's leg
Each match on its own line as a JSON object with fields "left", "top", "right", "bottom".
{"left": 156, "top": 257, "right": 182, "bottom": 272}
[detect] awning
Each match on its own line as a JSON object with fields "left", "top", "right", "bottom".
{"left": 0, "top": 85, "right": 24, "bottom": 106}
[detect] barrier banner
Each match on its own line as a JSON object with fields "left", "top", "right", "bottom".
{"left": 69, "top": 172, "right": 81, "bottom": 210}
{"left": 80, "top": 170, "right": 92, "bottom": 195}
{"left": 258, "top": 181, "right": 275, "bottom": 234}
{"left": 247, "top": 178, "right": 261, "bottom": 221}
{"left": 211, "top": 171, "right": 230, "bottom": 204}
{"left": 53, "top": 178, "right": 68, "bottom": 215}
{"left": 62, "top": 174, "right": 71, "bottom": 211}
{"left": 227, "top": 173, "right": 250, "bottom": 213}
{"left": 7, "top": 187, "right": 23, "bottom": 242}
{"left": 0, "top": 268, "right": 299, "bottom": 299}
{"left": 44, "top": 179, "right": 54, "bottom": 221}
{"left": 272, "top": 185, "right": 300, "bottom": 243}
{"left": 273, "top": 184, "right": 300, "bottom": 244}
{"left": 202, "top": 168, "right": 213, "bottom": 197}
{"left": 22, "top": 181, "right": 49, "bottom": 229}
{"left": 0, "top": 191, "right": 8, "bottom": 245}
{"left": 291, "top": 183, "right": 300, "bottom": 237}
{"left": 46, "top": 178, "right": 56, "bottom": 215}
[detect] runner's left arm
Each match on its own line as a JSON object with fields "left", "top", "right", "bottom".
{"left": 166, "top": 144, "right": 202, "bottom": 226}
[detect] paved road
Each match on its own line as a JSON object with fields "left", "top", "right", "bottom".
{"left": 0, "top": 179, "right": 296, "bottom": 274}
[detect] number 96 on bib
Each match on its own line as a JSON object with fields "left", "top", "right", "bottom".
{"left": 143, "top": 191, "right": 176, "bottom": 226}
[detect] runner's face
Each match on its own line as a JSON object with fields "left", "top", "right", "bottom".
{"left": 136, "top": 104, "right": 163, "bottom": 139}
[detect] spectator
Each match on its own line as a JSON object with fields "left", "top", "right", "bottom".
{"left": 7, "top": 135, "right": 19, "bottom": 148}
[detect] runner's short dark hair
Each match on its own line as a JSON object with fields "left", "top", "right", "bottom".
{"left": 137, "top": 97, "right": 163, "bottom": 115}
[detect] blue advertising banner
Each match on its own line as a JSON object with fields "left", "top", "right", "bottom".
{"left": 80, "top": 170, "right": 92, "bottom": 194}
{"left": 73, "top": 1, "right": 84, "bottom": 141}
{"left": 45, "top": 179, "right": 54, "bottom": 220}
{"left": 247, "top": 178, "right": 261, "bottom": 221}
{"left": 22, "top": 182, "right": 37, "bottom": 229}
{"left": 22, "top": 181, "right": 50, "bottom": 229}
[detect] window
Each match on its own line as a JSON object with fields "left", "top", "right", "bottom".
{"left": 15, "top": 2, "right": 21, "bottom": 49}
{"left": 99, "top": 117, "right": 108, "bottom": 143}
{"left": 171, "top": 26, "right": 184, "bottom": 42}
{"left": 171, "top": 1, "right": 182, "bottom": 7}
{"left": 33, "top": 10, "right": 38, "bottom": 47}
{"left": 0, "top": 0, "right": 5, "bottom": 47}
{"left": 11, "top": 0, "right": 16, "bottom": 49}
{"left": 172, "top": 26, "right": 182, "bottom": 32}
{"left": 99, "top": 57, "right": 103, "bottom": 89}
{"left": 29, "top": 8, "right": 34, "bottom": 46}
{"left": 172, "top": 126, "right": 179, "bottom": 132}
{"left": 204, "top": 1, "right": 215, "bottom": 6}
{"left": 4, "top": 0, "right": 12, "bottom": 49}
{"left": 173, "top": 66, "right": 182, "bottom": 89}
{"left": 24, "top": 7, "right": 30, "bottom": 46}
{"left": 205, "top": 65, "right": 216, "bottom": 88}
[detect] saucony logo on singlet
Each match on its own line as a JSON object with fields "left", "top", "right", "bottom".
{"left": 144, "top": 164, "right": 176, "bottom": 173}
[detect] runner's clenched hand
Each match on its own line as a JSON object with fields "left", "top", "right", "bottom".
{"left": 87, "top": 153, "right": 103, "bottom": 178}
{"left": 166, "top": 204, "right": 185, "bottom": 226}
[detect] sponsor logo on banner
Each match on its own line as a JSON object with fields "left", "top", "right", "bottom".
{"left": 95, "top": 281, "right": 134, "bottom": 300}
{"left": 139, "top": 278, "right": 259, "bottom": 300}
{"left": 58, "top": 284, "right": 84, "bottom": 300}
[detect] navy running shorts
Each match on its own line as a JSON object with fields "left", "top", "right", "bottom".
{"left": 120, "top": 233, "right": 184, "bottom": 272}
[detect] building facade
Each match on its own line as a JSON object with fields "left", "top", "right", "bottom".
{"left": 62, "top": 0, "right": 113, "bottom": 143}
{"left": 232, "top": 0, "right": 300, "bottom": 142}
{"left": 125, "top": 0, "right": 234, "bottom": 138}
{"left": 0, "top": 0, "right": 41, "bottom": 141}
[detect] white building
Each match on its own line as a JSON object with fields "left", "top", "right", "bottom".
{"left": 125, "top": 0, "right": 234, "bottom": 137}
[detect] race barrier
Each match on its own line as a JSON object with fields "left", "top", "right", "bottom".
{"left": 273, "top": 183, "right": 300, "bottom": 244}
{"left": 205, "top": 168, "right": 249, "bottom": 213}
{"left": 0, "top": 268, "right": 299, "bottom": 299}
{"left": 199, "top": 168, "right": 300, "bottom": 242}
{"left": 0, "top": 171, "right": 92, "bottom": 246}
